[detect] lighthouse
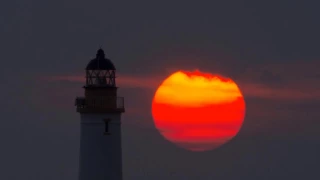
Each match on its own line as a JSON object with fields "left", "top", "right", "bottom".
{"left": 75, "top": 48, "right": 125, "bottom": 180}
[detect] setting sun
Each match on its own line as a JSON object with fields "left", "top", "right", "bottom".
{"left": 152, "top": 70, "right": 246, "bottom": 151}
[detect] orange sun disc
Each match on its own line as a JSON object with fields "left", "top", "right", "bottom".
{"left": 151, "top": 70, "right": 246, "bottom": 151}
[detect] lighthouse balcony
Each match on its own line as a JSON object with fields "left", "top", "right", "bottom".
{"left": 75, "top": 96, "right": 125, "bottom": 113}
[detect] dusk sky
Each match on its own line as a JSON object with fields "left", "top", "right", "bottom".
{"left": 1, "top": 0, "right": 320, "bottom": 179}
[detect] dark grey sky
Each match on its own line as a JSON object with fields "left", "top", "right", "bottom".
{"left": 1, "top": 0, "right": 320, "bottom": 179}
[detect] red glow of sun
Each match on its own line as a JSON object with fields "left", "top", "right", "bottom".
{"left": 151, "top": 70, "right": 246, "bottom": 151}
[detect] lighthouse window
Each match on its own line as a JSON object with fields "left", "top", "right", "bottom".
{"left": 104, "top": 119, "right": 110, "bottom": 134}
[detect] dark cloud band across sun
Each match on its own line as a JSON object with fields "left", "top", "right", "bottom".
{"left": 42, "top": 72, "right": 320, "bottom": 101}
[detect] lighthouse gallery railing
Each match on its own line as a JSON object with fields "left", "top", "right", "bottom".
{"left": 75, "top": 96, "right": 124, "bottom": 111}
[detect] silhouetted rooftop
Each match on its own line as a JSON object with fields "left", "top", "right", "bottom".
{"left": 86, "top": 49, "right": 116, "bottom": 70}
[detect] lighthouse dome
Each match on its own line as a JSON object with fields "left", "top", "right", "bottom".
{"left": 86, "top": 48, "right": 116, "bottom": 70}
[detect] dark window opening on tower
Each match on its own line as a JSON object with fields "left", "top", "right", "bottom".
{"left": 92, "top": 99, "right": 95, "bottom": 107}
{"left": 104, "top": 119, "right": 110, "bottom": 135}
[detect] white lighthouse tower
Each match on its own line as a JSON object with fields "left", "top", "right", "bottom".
{"left": 75, "top": 48, "right": 125, "bottom": 180}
